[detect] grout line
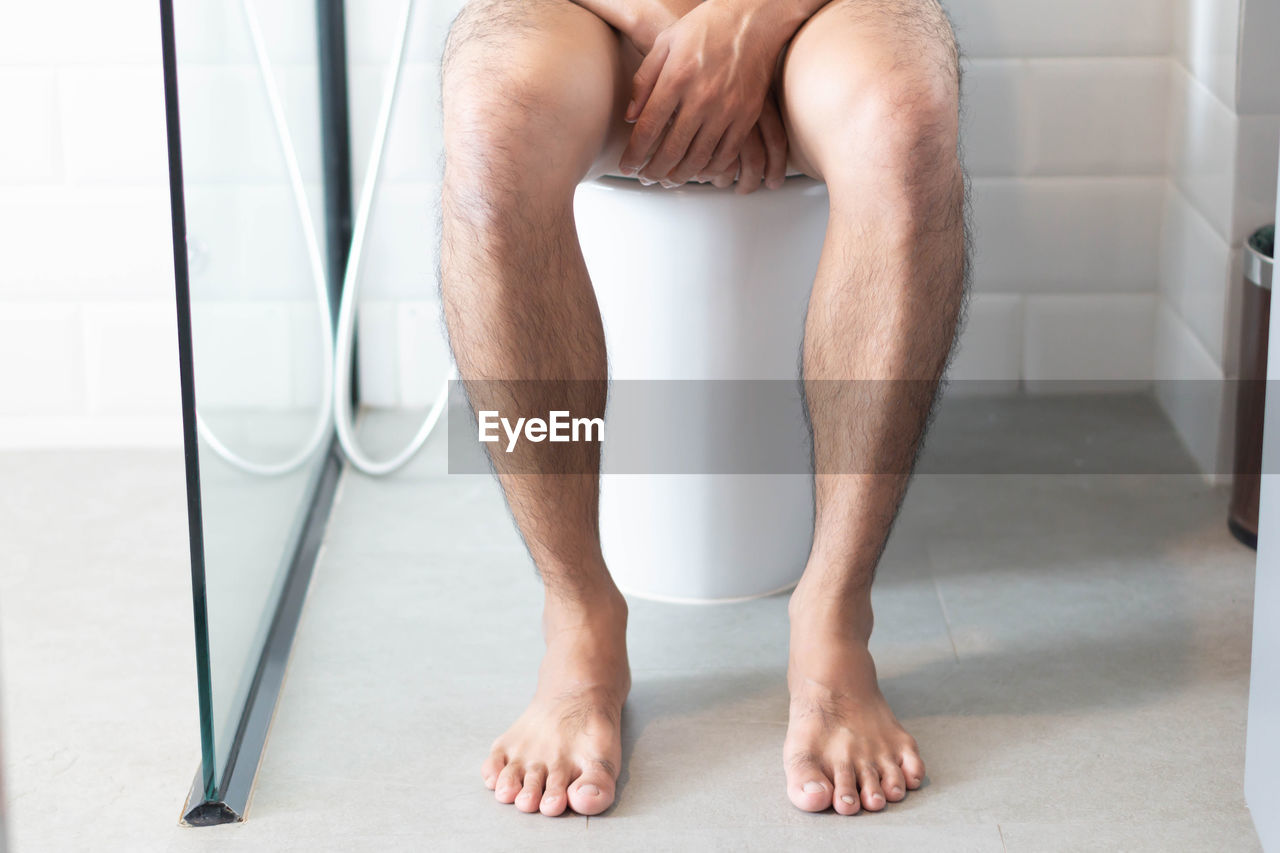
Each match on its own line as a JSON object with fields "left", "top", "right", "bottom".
{"left": 932, "top": 575, "right": 961, "bottom": 663}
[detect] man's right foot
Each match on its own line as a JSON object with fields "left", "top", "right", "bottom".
{"left": 481, "top": 580, "right": 630, "bottom": 816}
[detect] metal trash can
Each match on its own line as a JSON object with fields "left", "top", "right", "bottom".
{"left": 1229, "top": 224, "right": 1274, "bottom": 549}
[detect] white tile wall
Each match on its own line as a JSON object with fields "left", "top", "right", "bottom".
{"left": 1153, "top": 304, "right": 1232, "bottom": 478}
{"left": 1023, "top": 294, "right": 1157, "bottom": 390}
{"left": 59, "top": 66, "right": 169, "bottom": 184}
{"left": 945, "top": 293, "right": 1024, "bottom": 392}
{"left": 1168, "top": 66, "right": 1239, "bottom": 240}
{"left": 396, "top": 300, "right": 451, "bottom": 407}
{"left": 1175, "top": 0, "right": 1241, "bottom": 107}
{"left": 82, "top": 303, "right": 182, "bottom": 416}
{"left": 1158, "top": 188, "right": 1234, "bottom": 365}
{"left": 1023, "top": 59, "right": 1169, "bottom": 176}
{"left": 1236, "top": 113, "right": 1280, "bottom": 241}
{"left": 1237, "top": 0, "right": 1280, "bottom": 115}
{"left": 0, "top": 187, "right": 174, "bottom": 299}
{"left": 0, "top": 0, "right": 329, "bottom": 448}
{"left": 945, "top": 0, "right": 1172, "bottom": 58}
{"left": 0, "top": 70, "right": 61, "bottom": 183}
{"left": 344, "top": 0, "right": 1192, "bottom": 420}
{"left": 0, "top": 305, "right": 85, "bottom": 416}
{"left": 968, "top": 177, "right": 1164, "bottom": 294}
{"left": 6, "top": 0, "right": 1277, "bottom": 465}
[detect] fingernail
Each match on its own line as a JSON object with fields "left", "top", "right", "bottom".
{"left": 660, "top": 179, "right": 677, "bottom": 189}
{"left": 579, "top": 783, "right": 601, "bottom": 796}
{"left": 620, "top": 165, "right": 638, "bottom": 176}
{"left": 841, "top": 794, "right": 857, "bottom": 804}
{"left": 638, "top": 177, "right": 656, "bottom": 186}
{"left": 802, "top": 781, "right": 824, "bottom": 793}
{"left": 625, "top": 100, "right": 637, "bottom": 121}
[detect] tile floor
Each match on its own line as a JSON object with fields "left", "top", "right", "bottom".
{"left": 0, "top": 395, "right": 1265, "bottom": 851}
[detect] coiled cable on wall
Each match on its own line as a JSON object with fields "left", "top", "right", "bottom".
{"left": 192, "top": 0, "right": 335, "bottom": 477}
{"left": 332, "top": 0, "right": 455, "bottom": 476}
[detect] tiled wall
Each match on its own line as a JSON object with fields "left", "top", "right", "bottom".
{"left": 1155, "top": 0, "right": 1280, "bottom": 478}
{"left": 7, "top": 1, "right": 1279, "bottom": 466}
{"left": 0, "top": 2, "right": 180, "bottom": 447}
{"left": 348, "top": 0, "right": 1184, "bottom": 406}
{"left": 0, "top": 1, "right": 334, "bottom": 447}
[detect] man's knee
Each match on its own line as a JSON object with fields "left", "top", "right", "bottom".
{"left": 793, "top": 1, "right": 961, "bottom": 209}
{"left": 442, "top": 0, "right": 617, "bottom": 201}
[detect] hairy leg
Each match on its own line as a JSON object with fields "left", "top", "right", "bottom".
{"left": 441, "top": 0, "right": 634, "bottom": 816}
{"left": 776, "top": 0, "right": 967, "bottom": 814}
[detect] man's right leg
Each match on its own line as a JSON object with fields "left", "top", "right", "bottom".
{"left": 441, "top": 0, "right": 632, "bottom": 817}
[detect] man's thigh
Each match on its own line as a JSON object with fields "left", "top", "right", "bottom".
{"left": 775, "top": 0, "right": 960, "bottom": 180}
{"left": 444, "top": 0, "right": 636, "bottom": 179}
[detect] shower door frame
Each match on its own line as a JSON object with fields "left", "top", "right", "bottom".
{"left": 159, "top": 0, "right": 356, "bottom": 825}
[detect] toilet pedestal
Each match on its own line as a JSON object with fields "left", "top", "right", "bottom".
{"left": 574, "top": 177, "right": 829, "bottom": 603}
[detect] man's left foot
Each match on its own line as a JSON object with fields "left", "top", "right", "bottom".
{"left": 783, "top": 581, "right": 926, "bottom": 814}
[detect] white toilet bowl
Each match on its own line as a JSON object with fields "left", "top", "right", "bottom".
{"left": 574, "top": 176, "right": 830, "bottom": 603}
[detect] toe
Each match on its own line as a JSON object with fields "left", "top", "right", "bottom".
{"left": 494, "top": 761, "right": 523, "bottom": 804}
{"left": 878, "top": 759, "right": 907, "bottom": 803}
{"left": 567, "top": 759, "right": 617, "bottom": 815}
{"left": 857, "top": 763, "right": 886, "bottom": 812}
{"left": 832, "top": 767, "right": 860, "bottom": 816}
{"left": 541, "top": 769, "right": 571, "bottom": 817}
{"left": 785, "top": 752, "right": 834, "bottom": 812}
{"left": 515, "top": 765, "right": 547, "bottom": 814}
{"left": 481, "top": 749, "right": 506, "bottom": 790}
{"left": 901, "top": 747, "right": 926, "bottom": 790}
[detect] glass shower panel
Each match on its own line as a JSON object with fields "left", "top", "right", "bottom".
{"left": 170, "top": 1, "right": 331, "bottom": 798}
{"left": 338, "top": 0, "right": 459, "bottom": 461}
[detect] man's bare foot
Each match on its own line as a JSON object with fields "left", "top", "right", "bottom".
{"left": 482, "top": 580, "right": 630, "bottom": 816}
{"left": 784, "top": 580, "right": 925, "bottom": 814}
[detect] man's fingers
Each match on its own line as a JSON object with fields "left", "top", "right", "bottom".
{"left": 758, "top": 100, "right": 788, "bottom": 189}
{"left": 705, "top": 121, "right": 752, "bottom": 179}
{"left": 735, "top": 129, "right": 766, "bottom": 194}
{"left": 626, "top": 40, "right": 668, "bottom": 123}
{"left": 639, "top": 108, "right": 704, "bottom": 183}
{"left": 619, "top": 72, "right": 682, "bottom": 176}
{"left": 665, "top": 121, "right": 728, "bottom": 185}
{"left": 710, "top": 160, "right": 737, "bottom": 189}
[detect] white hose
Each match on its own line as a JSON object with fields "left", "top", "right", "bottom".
{"left": 200, "top": 0, "right": 451, "bottom": 478}
{"left": 333, "top": 0, "right": 454, "bottom": 476}
{"left": 193, "top": 0, "right": 335, "bottom": 477}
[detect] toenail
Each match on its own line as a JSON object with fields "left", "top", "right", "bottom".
{"left": 579, "top": 783, "right": 601, "bottom": 796}
{"left": 841, "top": 795, "right": 856, "bottom": 804}
{"left": 517, "top": 791, "right": 531, "bottom": 800}
{"left": 802, "top": 781, "right": 825, "bottom": 793}
{"left": 892, "top": 787, "right": 902, "bottom": 796}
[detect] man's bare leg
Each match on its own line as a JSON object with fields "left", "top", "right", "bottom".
{"left": 776, "top": 0, "right": 966, "bottom": 814}
{"left": 441, "top": 0, "right": 634, "bottom": 816}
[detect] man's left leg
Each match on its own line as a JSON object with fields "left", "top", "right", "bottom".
{"left": 775, "top": 0, "right": 966, "bottom": 814}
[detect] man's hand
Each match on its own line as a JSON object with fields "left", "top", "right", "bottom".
{"left": 618, "top": 0, "right": 796, "bottom": 192}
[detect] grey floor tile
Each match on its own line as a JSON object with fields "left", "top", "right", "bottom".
{"left": 7, "top": 395, "right": 1251, "bottom": 850}
{"left": 237, "top": 397, "right": 1261, "bottom": 846}
{"left": 998, "top": 816, "right": 1261, "bottom": 852}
